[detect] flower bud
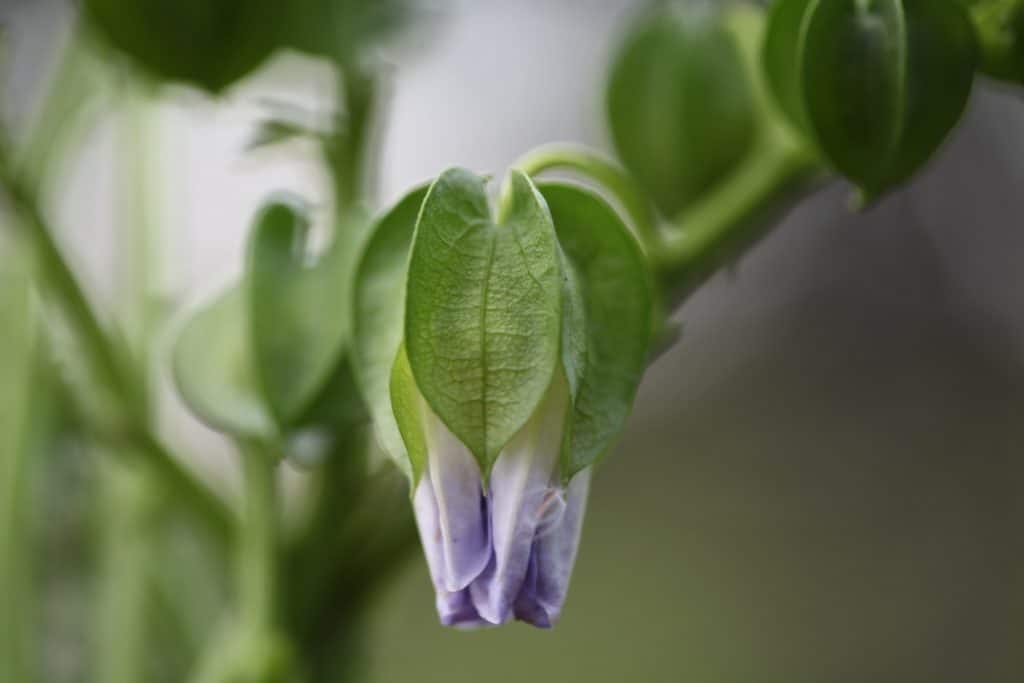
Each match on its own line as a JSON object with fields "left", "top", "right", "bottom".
{"left": 401, "top": 360, "right": 586, "bottom": 627}
{"left": 764, "top": 0, "right": 976, "bottom": 200}
{"left": 370, "top": 168, "right": 653, "bottom": 628}
{"left": 607, "top": 2, "right": 757, "bottom": 219}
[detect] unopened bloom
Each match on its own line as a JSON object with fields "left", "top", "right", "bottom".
{"left": 380, "top": 167, "right": 652, "bottom": 629}
{"left": 411, "top": 372, "right": 588, "bottom": 629}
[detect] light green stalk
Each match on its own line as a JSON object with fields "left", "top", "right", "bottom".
{"left": 0, "top": 241, "right": 38, "bottom": 683}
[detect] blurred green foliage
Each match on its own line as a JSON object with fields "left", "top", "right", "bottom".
{"left": 82, "top": 0, "right": 415, "bottom": 92}
{"left": 607, "top": 2, "right": 756, "bottom": 219}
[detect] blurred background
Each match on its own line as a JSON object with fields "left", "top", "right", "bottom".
{"left": 2, "top": 0, "right": 1024, "bottom": 681}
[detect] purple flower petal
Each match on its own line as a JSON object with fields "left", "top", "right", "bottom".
{"left": 513, "top": 469, "right": 590, "bottom": 628}
{"left": 412, "top": 406, "right": 491, "bottom": 593}
{"left": 437, "top": 588, "right": 490, "bottom": 629}
{"left": 469, "top": 375, "right": 568, "bottom": 624}
{"left": 413, "top": 472, "right": 489, "bottom": 628}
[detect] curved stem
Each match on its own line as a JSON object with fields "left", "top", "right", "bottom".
{"left": 514, "top": 144, "right": 661, "bottom": 254}
{"left": 0, "top": 111, "right": 235, "bottom": 551}
{"left": 657, "top": 138, "right": 820, "bottom": 300}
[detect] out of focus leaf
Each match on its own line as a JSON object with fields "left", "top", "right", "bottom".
{"left": 82, "top": 0, "right": 281, "bottom": 92}
{"left": 607, "top": 2, "right": 756, "bottom": 219}
{"left": 351, "top": 185, "right": 427, "bottom": 472}
{"left": 247, "top": 119, "right": 320, "bottom": 151}
{"left": 284, "top": 0, "right": 414, "bottom": 62}
{"left": 249, "top": 201, "right": 342, "bottom": 425}
{"left": 174, "top": 200, "right": 370, "bottom": 438}
{"left": 172, "top": 287, "right": 275, "bottom": 439}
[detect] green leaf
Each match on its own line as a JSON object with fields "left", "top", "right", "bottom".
{"left": 247, "top": 200, "right": 364, "bottom": 426}
{"left": 539, "top": 183, "right": 654, "bottom": 479}
{"left": 172, "top": 287, "right": 275, "bottom": 439}
{"left": 607, "top": 3, "right": 756, "bottom": 219}
{"left": 83, "top": 0, "right": 280, "bottom": 93}
{"left": 802, "top": 0, "right": 908, "bottom": 196}
{"left": 351, "top": 185, "right": 429, "bottom": 470}
{"left": 173, "top": 200, "right": 370, "bottom": 438}
{"left": 404, "top": 168, "right": 561, "bottom": 472}
{"left": 247, "top": 119, "right": 318, "bottom": 152}
{"left": 763, "top": 0, "right": 816, "bottom": 135}
{"left": 389, "top": 344, "right": 426, "bottom": 483}
{"left": 284, "top": 0, "right": 414, "bottom": 62}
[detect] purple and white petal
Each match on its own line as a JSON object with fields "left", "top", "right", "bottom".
{"left": 469, "top": 375, "right": 568, "bottom": 624}
{"left": 423, "top": 409, "right": 490, "bottom": 592}
{"left": 513, "top": 469, "right": 590, "bottom": 628}
{"left": 436, "top": 588, "right": 489, "bottom": 629}
{"left": 413, "top": 470, "right": 488, "bottom": 628}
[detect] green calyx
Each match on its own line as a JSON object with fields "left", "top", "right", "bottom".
{"left": 402, "top": 168, "right": 562, "bottom": 475}
{"left": 607, "top": 1, "right": 757, "bottom": 219}
{"left": 372, "top": 169, "right": 652, "bottom": 485}
{"left": 764, "top": 0, "right": 977, "bottom": 202}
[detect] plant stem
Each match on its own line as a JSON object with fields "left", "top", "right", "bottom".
{"left": 0, "top": 142, "right": 235, "bottom": 553}
{"left": 0, "top": 252, "right": 38, "bottom": 683}
{"left": 327, "top": 64, "right": 376, "bottom": 209}
{"left": 514, "top": 144, "right": 662, "bottom": 254}
{"left": 188, "top": 444, "right": 281, "bottom": 683}
{"left": 657, "top": 138, "right": 819, "bottom": 300}
{"left": 238, "top": 444, "right": 279, "bottom": 634}
{"left": 519, "top": 4, "right": 825, "bottom": 309}
{"left": 95, "top": 459, "right": 158, "bottom": 683}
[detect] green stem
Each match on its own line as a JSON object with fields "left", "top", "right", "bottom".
{"left": 188, "top": 444, "right": 281, "bottom": 683}
{"left": 514, "top": 144, "right": 661, "bottom": 253}
{"left": 0, "top": 256, "right": 38, "bottom": 683}
{"left": 95, "top": 459, "right": 158, "bottom": 683}
{"left": 0, "top": 150, "right": 131, "bottom": 406}
{"left": 0, "top": 128, "right": 235, "bottom": 552}
{"left": 238, "top": 445, "right": 278, "bottom": 634}
{"left": 327, "top": 65, "right": 376, "bottom": 209}
{"left": 657, "top": 138, "right": 819, "bottom": 299}
{"left": 520, "top": 4, "right": 825, "bottom": 308}
{"left": 94, "top": 85, "right": 164, "bottom": 683}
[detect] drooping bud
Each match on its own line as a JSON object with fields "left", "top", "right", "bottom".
{"left": 350, "top": 167, "right": 653, "bottom": 627}
{"left": 764, "top": 0, "right": 976, "bottom": 201}
{"left": 607, "top": 2, "right": 757, "bottom": 219}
